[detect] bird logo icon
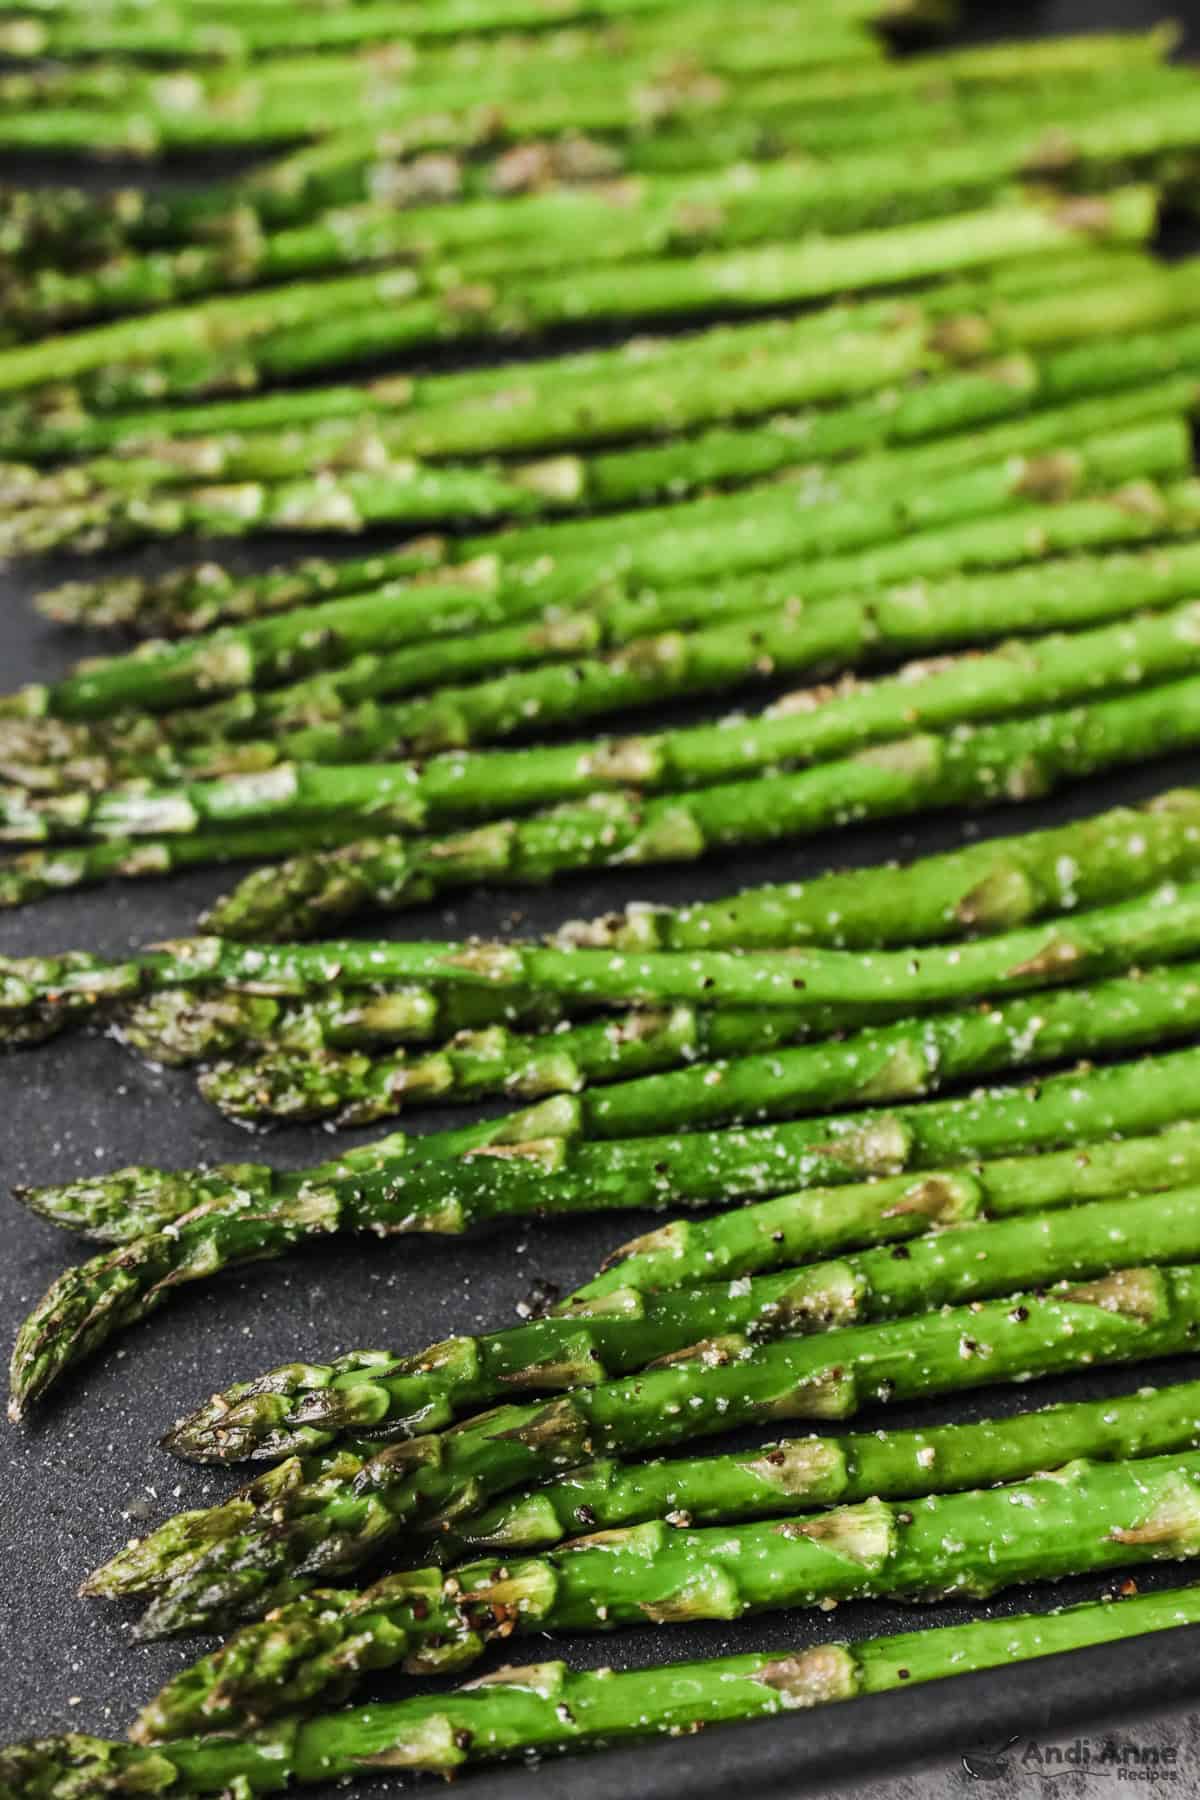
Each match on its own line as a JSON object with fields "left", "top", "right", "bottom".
{"left": 961, "top": 1736, "right": 1021, "bottom": 1781}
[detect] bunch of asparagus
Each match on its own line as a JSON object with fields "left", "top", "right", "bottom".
{"left": 14, "top": 4, "right": 1200, "bottom": 1791}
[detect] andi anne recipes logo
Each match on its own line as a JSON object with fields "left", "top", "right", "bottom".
{"left": 961, "top": 1734, "right": 1185, "bottom": 1784}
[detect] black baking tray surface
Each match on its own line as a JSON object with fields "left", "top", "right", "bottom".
{"left": 6, "top": 2, "right": 1200, "bottom": 1793}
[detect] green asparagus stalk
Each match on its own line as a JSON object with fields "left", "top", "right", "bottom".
{"left": 4, "top": 411, "right": 1183, "bottom": 724}
{"left": 438, "top": 1380, "right": 1200, "bottom": 1559}
{"left": 23, "top": 863, "right": 1200, "bottom": 1021}
{"left": 191, "top": 51, "right": 1191, "bottom": 237}
{"left": 562, "top": 790, "right": 1200, "bottom": 952}
{"left": 0, "top": 0, "right": 887, "bottom": 63}
{"left": 19, "top": 55, "right": 1168, "bottom": 277}
{"left": 195, "top": 955, "right": 1200, "bottom": 1131}
{"left": 0, "top": 188, "right": 1155, "bottom": 397}
{"left": 0, "top": 21, "right": 1159, "bottom": 167}
{"left": 0, "top": 20, "right": 884, "bottom": 172}
{"left": 10, "top": 336, "right": 1199, "bottom": 577}
{"left": 12, "top": 480, "right": 1194, "bottom": 835}
{"left": 11, "top": 1586, "right": 1200, "bottom": 1794}
{"left": 579, "top": 1119, "right": 1200, "bottom": 1302}
{"left": 201, "top": 880, "right": 1200, "bottom": 1013}
{"left": 7, "top": 373, "right": 1189, "bottom": 567}
{"left": 7, "top": 1097, "right": 603, "bottom": 1417}
{"left": 34, "top": 541, "right": 449, "bottom": 637}
{"left": 10, "top": 782, "right": 1200, "bottom": 1047}
{"left": 117, "top": 787, "right": 1200, "bottom": 1064}
{"left": 138, "top": 190, "right": 1164, "bottom": 395}
{"left": 7, "top": 236, "right": 1156, "bottom": 448}
{"left": 162, "top": 1183, "right": 1200, "bottom": 1463}
{"left": 203, "top": 673, "right": 1200, "bottom": 938}
{"left": 0, "top": 457, "right": 593, "bottom": 558}
{"left": 126, "top": 1446, "right": 1200, "bottom": 1722}
{"left": 121, "top": 1125, "right": 1200, "bottom": 1464}
{"left": 14, "top": 325, "right": 944, "bottom": 503}
{"left": 16, "top": 243, "right": 1175, "bottom": 504}
{"left": 0, "top": 0, "right": 897, "bottom": 44}
{"left": 0, "top": 793, "right": 488, "bottom": 906}
{"left": 6, "top": 98, "right": 1195, "bottom": 336}
{"left": 0, "top": 149, "right": 1016, "bottom": 335}
{"left": 15, "top": 651, "right": 1200, "bottom": 919}
{"left": 83, "top": 1264, "right": 1200, "bottom": 1633}
{"left": 28, "top": 309, "right": 1200, "bottom": 520}
{"left": 15, "top": 1044, "right": 1200, "bottom": 1413}
{"left": 10, "top": 600, "right": 1200, "bottom": 852}
{"left": 197, "top": 994, "right": 897, "bottom": 1125}
{"left": 117, "top": 983, "right": 573, "bottom": 1067}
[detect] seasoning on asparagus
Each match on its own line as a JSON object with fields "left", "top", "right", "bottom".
{"left": 22, "top": 312, "right": 1200, "bottom": 532}
{"left": 0, "top": 188, "right": 1157, "bottom": 398}
{"left": 24, "top": 243, "right": 1193, "bottom": 538}
{"left": 163, "top": 1184, "right": 1200, "bottom": 1460}
{"left": 198, "top": 955, "right": 1200, "bottom": 1131}
{"left": 155, "top": 1123, "right": 1200, "bottom": 1463}
{"left": 127, "top": 1444, "right": 1200, "bottom": 1730}
{"left": 10, "top": 1584, "right": 1200, "bottom": 1792}
{"left": 430, "top": 1379, "right": 1200, "bottom": 1559}
{"left": 201, "top": 674, "right": 1200, "bottom": 937}
{"left": 0, "top": 19, "right": 1162, "bottom": 166}
{"left": 84, "top": 1265, "right": 1200, "bottom": 1635}
{"left": 17, "top": 788, "right": 1200, "bottom": 1062}
{"left": 117, "top": 982, "right": 572, "bottom": 1067}
{"left": 8, "top": 97, "right": 1198, "bottom": 338}
{"left": 14, "top": 1045, "right": 1200, "bottom": 1414}
{"left": 18, "top": 469, "right": 1200, "bottom": 799}
{"left": 9, "top": 602, "right": 1200, "bottom": 856}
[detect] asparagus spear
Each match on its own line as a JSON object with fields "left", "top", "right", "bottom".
{"left": 198, "top": 954, "right": 1200, "bottom": 1129}
{"left": 15, "top": 1044, "right": 1200, "bottom": 1411}
{"left": 15, "top": 639, "right": 1200, "bottom": 920}
{"left": 0, "top": 188, "right": 1155, "bottom": 397}
{"left": 194, "top": 53, "right": 1192, "bottom": 236}
{"left": 0, "top": 21, "right": 1158, "bottom": 164}
{"left": 114, "top": 789, "right": 1200, "bottom": 1064}
{"left": 211, "top": 880, "right": 1200, "bottom": 1013}
{"left": 11, "top": 601, "right": 1200, "bottom": 852}
{"left": 117, "top": 983, "right": 575, "bottom": 1066}
{"left": 19, "top": 862, "right": 1200, "bottom": 1022}
{"left": 12, "top": 374, "right": 1193, "bottom": 567}
{"left": 9, "top": 234, "right": 1155, "bottom": 438}
{"left": 12, "top": 1587, "right": 1200, "bottom": 1793}
{"left": 13, "top": 478, "right": 1195, "bottom": 826}
{"left": 12, "top": 58, "right": 1176, "bottom": 278}
{"left": 6, "top": 344, "right": 1195, "bottom": 564}
{"left": 0, "top": 28, "right": 885, "bottom": 167}
{"left": 4, "top": 411, "right": 1184, "bottom": 725}
{"left": 0, "top": 455, "right": 595, "bottom": 557}
{"left": 436, "top": 1380, "right": 1200, "bottom": 1558}
{"left": 163, "top": 1183, "right": 1200, "bottom": 1461}
{"left": 17, "top": 243, "right": 1175, "bottom": 501}
{"left": 0, "top": 0, "right": 887, "bottom": 62}
{"left": 202, "top": 674, "right": 1200, "bottom": 938}
{"left": 127, "top": 1446, "right": 1200, "bottom": 1724}
{"left": 197, "top": 994, "right": 890, "bottom": 1125}
{"left": 7, "top": 97, "right": 1195, "bottom": 337}
{"left": 580, "top": 1119, "right": 1200, "bottom": 1301}
{"left": 0, "top": 801, "right": 492, "bottom": 914}
{"left": 134, "top": 190, "right": 1164, "bottom": 395}
{"left": 7, "top": 1094, "right": 604, "bottom": 1417}
{"left": 28, "top": 308, "right": 1200, "bottom": 521}
{"left": 564, "top": 790, "right": 1200, "bottom": 953}
{"left": 15, "top": 652, "right": 1200, "bottom": 922}
{"left": 82, "top": 1264, "right": 1200, "bottom": 1633}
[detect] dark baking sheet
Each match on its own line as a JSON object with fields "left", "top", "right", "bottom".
{"left": 7, "top": 3, "right": 1200, "bottom": 1792}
